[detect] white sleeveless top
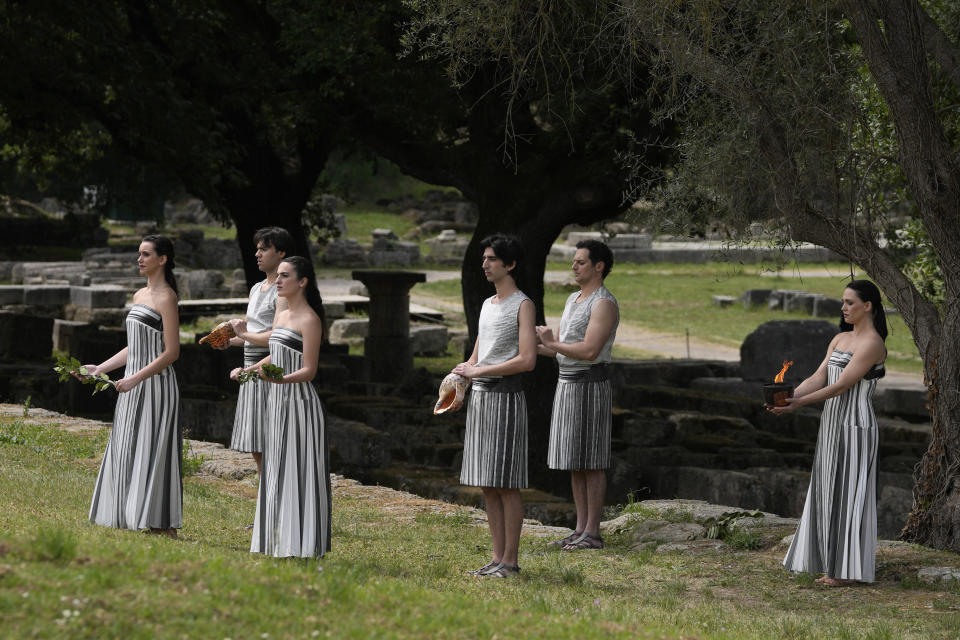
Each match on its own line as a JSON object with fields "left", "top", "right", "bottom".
{"left": 245, "top": 279, "right": 278, "bottom": 351}
{"left": 557, "top": 285, "right": 619, "bottom": 371}
{"left": 475, "top": 290, "right": 531, "bottom": 378}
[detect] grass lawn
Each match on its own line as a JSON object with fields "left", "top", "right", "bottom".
{"left": 417, "top": 262, "right": 924, "bottom": 374}
{"left": 3, "top": 411, "right": 960, "bottom": 639}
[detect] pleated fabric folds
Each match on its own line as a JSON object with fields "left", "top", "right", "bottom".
{"left": 783, "top": 349, "right": 883, "bottom": 582}
{"left": 547, "top": 376, "right": 612, "bottom": 470}
{"left": 90, "top": 304, "right": 182, "bottom": 530}
{"left": 460, "top": 386, "right": 528, "bottom": 488}
{"left": 251, "top": 327, "right": 331, "bottom": 558}
{"left": 229, "top": 347, "right": 269, "bottom": 453}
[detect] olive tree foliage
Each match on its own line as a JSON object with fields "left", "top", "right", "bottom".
{"left": 411, "top": 0, "right": 960, "bottom": 550}
{"left": 0, "top": 0, "right": 385, "bottom": 282}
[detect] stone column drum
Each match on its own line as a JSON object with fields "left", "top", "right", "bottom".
{"left": 351, "top": 270, "right": 426, "bottom": 383}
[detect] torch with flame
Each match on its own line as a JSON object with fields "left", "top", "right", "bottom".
{"left": 763, "top": 360, "right": 796, "bottom": 407}
{"left": 774, "top": 360, "right": 793, "bottom": 384}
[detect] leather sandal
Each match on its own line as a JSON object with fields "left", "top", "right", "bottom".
{"left": 547, "top": 531, "right": 583, "bottom": 547}
{"left": 562, "top": 532, "right": 603, "bottom": 550}
{"left": 466, "top": 561, "right": 498, "bottom": 576}
{"left": 483, "top": 562, "right": 521, "bottom": 578}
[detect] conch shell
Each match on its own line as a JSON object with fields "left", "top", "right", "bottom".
{"left": 433, "top": 373, "right": 467, "bottom": 414}
{"left": 198, "top": 321, "right": 237, "bottom": 348}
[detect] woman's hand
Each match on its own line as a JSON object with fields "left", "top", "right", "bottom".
{"left": 73, "top": 364, "right": 100, "bottom": 381}
{"left": 229, "top": 367, "right": 243, "bottom": 382}
{"left": 114, "top": 376, "right": 139, "bottom": 393}
{"left": 767, "top": 396, "right": 802, "bottom": 415}
{"left": 452, "top": 362, "right": 480, "bottom": 379}
{"left": 259, "top": 365, "right": 284, "bottom": 384}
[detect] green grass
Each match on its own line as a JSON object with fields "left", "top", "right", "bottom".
{"left": 3, "top": 412, "right": 960, "bottom": 638}
{"left": 418, "top": 261, "right": 924, "bottom": 374}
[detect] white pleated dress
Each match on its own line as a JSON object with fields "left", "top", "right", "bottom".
{"left": 89, "top": 304, "right": 182, "bottom": 530}
{"left": 783, "top": 349, "right": 884, "bottom": 582}
{"left": 250, "top": 327, "right": 331, "bottom": 558}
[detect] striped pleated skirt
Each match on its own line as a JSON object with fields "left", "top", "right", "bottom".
{"left": 229, "top": 347, "right": 269, "bottom": 453}
{"left": 460, "top": 376, "right": 528, "bottom": 488}
{"left": 547, "top": 366, "right": 612, "bottom": 470}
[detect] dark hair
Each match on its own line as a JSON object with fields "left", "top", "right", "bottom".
{"left": 254, "top": 226, "right": 294, "bottom": 256}
{"left": 142, "top": 234, "right": 179, "bottom": 297}
{"left": 480, "top": 233, "right": 525, "bottom": 288}
{"left": 283, "top": 256, "right": 326, "bottom": 341}
{"left": 840, "top": 279, "right": 887, "bottom": 341}
{"left": 575, "top": 239, "right": 614, "bottom": 279}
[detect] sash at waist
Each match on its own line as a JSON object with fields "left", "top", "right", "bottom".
{"left": 471, "top": 374, "right": 523, "bottom": 393}
{"left": 558, "top": 363, "right": 610, "bottom": 383}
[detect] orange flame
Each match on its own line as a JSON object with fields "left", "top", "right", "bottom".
{"left": 774, "top": 360, "right": 793, "bottom": 384}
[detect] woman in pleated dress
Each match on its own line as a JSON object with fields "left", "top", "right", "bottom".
{"left": 453, "top": 234, "right": 537, "bottom": 578}
{"left": 86, "top": 235, "right": 182, "bottom": 539}
{"left": 244, "top": 256, "right": 330, "bottom": 558}
{"left": 770, "top": 280, "right": 887, "bottom": 585}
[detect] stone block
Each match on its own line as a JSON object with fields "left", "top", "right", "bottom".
{"left": 783, "top": 292, "right": 818, "bottom": 314}
{"left": 322, "top": 300, "right": 346, "bottom": 321}
{"left": 53, "top": 319, "right": 96, "bottom": 354}
{"left": 410, "top": 325, "right": 448, "bottom": 356}
{"left": 180, "top": 269, "right": 227, "bottom": 300}
{"left": 711, "top": 295, "right": 735, "bottom": 308}
{"left": 918, "top": 567, "right": 960, "bottom": 583}
{"left": 877, "top": 484, "right": 913, "bottom": 540}
{"left": 322, "top": 238, "right": 369, "bottom": 267}
{"left": 328, "top": 318, "right": 369, "bottom": 343}
{"left": 63, "top": 305, "right": 129, "bottom": 327}
{"left": 0, "top": 285, "right": 24, "bottom": 305}
{"left": 812, "top": 296, "right": 842, "bottom": 318}
{"left": 22, "top": 285, "right": 71, "bottom": 306}
{"left": 740, "top": 320, "right": 838, "bottom": 382}
{"left": 70, "top": 285, "right": 128, "bottom": 308}
{"left": 548, "top": 244, "right": 576, "bottom": 261}
{"left": 0, "top": 311, "right": 54, "bottom": 358}
{"left": 740, "top": 289, "right": 772, "bottom": 308}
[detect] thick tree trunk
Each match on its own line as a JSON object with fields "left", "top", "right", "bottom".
{"left": 844, "top": 0, "right": 960, "bottom": 551}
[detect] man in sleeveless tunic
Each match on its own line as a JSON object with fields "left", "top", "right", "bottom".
{"left": 536, "top": 239, "right": 619, "bottom": 550}
{"left": 216, "top": 227, "right": 291, "bottom": 478}
{"left": 452, "top": 234, "right": 537, "bottom": 578}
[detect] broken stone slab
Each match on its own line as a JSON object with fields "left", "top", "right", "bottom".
{"left": 712, "top": 294, "right": 736, "bottom": 308}
{"left": 917, "top": 567, "right": 960, "bottom": 583}
{"left": 70, "top": 285, "right": 128, "bottom": 308}
{"left": 11, "top": 261, "right": 81, "bottom": 284}
{"left": 812, "top": 296, "right": 842, "bottom": 318}
{"left": 23, "top": 285, "right": 71, "bottom": 306}
{"left": 53, "top": 319, "right": 96, "bottom": 354}
{"left": 628, "top": 521, "right": 707, "bottom": 549}
{"left": 741, "top": 289, "right": 773, "bottom": 308}
{"left": 633, "top": 499, "right": 799, "bottom": 529}
{"left": 783, "top": 292, "right": 819, "bottom": 314}
{"left": 328, "top": 318, "right": 369, "bottom": 343}
{"left": 410, "top": 325, "right": 448, "bottom": 356}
